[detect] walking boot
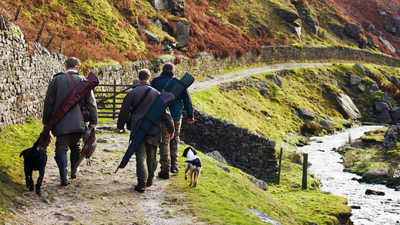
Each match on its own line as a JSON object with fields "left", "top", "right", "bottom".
{"left": 147, "top": 176, "right": 154, "bottom": 187}
{"left": 55, "top": 154, "right": 70, "bottom": 186}
{"left": 70, "top": 152, "right": 80, "bottom": 179}
{"left": 158, "top": 169, "right": 170, "bottom": 179}
{"left": 134, "top": 179, "right": 146, "bottom": 193}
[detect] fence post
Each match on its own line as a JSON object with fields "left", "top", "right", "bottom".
{"left": 45, "top": 33, "right": 55, "bottom": 48}
{"left": 59, "top": 42, "right": 62, "bottom": 54}
{"left": 113, "top": 79, "right": 116, "bottom": 120}
{"left": 277, "top": 147, "right": 283, "bottom": 184}
{"left": 14, "top": 6, "right": 21, "bottom": 21}
{"left": 0, "top": 15, "right": 5, "bottom": 31}
{"left": 35, "top": 20, "right": 46, "bottom": 43}
{"left": 302, "top": 153, "right": 308, "bottom": 190}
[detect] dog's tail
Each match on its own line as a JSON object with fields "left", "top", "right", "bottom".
{"left": 20, "top": 150, "right": 26, "bottom": 158}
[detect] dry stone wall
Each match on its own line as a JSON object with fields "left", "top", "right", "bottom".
{"left": 180, "top": 109, "right": 279, "bottom": 182}
{"left": 0, "top": 24, "right": 66, "bottom": 130}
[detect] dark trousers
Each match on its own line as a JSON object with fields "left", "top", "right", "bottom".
{"left": 136, "top": 141, "right": 157, "bottom": 186}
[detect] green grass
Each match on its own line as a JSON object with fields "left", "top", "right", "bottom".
{"left": 171, "top": 145, "right": 350, "bottom": 224}
{"left": 0, "top": 117, "right": 43, "bottom": 218}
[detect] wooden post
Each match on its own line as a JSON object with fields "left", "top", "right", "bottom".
{"left": 59, "top": 42, "right": 62, "bottom": 54}
{"left": 35, "top": 20, "right": 46, "bottom": 43}
{"left": 14, "top": 6, "right": 21, "bottom": 21}
{"left": 113, "top": 79, "right": 116, "bottom": 120}
{"left": 277, "top": 147, "right": 283, "bottom": 184}
{"left": 0, "top": 15, "right": 5, "bottom": 31}
{"left": 45, "top": 33, "right": 55, "bottom": 48}
{"left": 302, "top": 153, "right": 308, "bottom": 190}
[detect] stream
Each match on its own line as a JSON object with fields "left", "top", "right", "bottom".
{"left": 297, "top": 125, "right": 400, "bottom": 225}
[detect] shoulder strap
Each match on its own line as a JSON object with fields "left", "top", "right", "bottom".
{"left": 131, "top": 87, "right": 151, "bottom": 114}
{"left": 66, "top": 72, "right": 77, "bottom": 88}
{"left": 162, "top": 77, "right": 176, "bottom": 91}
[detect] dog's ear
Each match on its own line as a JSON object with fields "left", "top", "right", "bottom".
{"left": 182, "top": 147, "right": 188, "bottom": 157}
{"left": 192, "top": 148, "right": 197, "bottom": 155}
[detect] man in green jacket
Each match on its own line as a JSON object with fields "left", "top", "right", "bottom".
{"left": 117, "top": 69, "right": 174, "bottom": 192}
{"left": 43, "top": 57, "right": 98, "bottom": 186}
{"left": 151, "top": 63, "right": 194, "bottom": 179}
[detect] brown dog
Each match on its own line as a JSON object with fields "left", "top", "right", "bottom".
{"left": 182, "top": 147, "right": 202, "bottom": 187}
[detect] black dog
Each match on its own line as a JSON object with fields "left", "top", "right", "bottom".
{"left": 20, "top": 138, "right": 48, "bottom": 196}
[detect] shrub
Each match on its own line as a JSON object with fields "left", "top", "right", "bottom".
{"left": 300, "top": 121, "right": 322, "bottom": 136}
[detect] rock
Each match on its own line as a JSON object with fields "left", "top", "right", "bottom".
{"left": 334, "top": 93, "right": 361, "bottom": 120}
{"left": 216, "top": 163, "right": 230, "bottom": 172}
{"left": 277, "top": 9, "right": 299, "bottom": 23}
{"left": 205, "top": 150, "right": 228, "bottom": 164}
{"left": 355, "top": 63, "right": 365, "bottom": 75}
{"left": 345, "top": 23, "right": 361, "bottom": 39}
{"left": 271, "top": 74, "right": 282, "bottom": 88}
{"left": 365, "top": 189, "right": 385, "bottom": 196}
{"left": 374, "top": 101, "right": 390, "bottom": 113}
{"left": 378, "top": 109, "right": 392, "bottom": 124}
{"left": 390, "top": 107, "right": 400, "bottom": 122}
{"left": 362, "top": 168, "right": 389, "bottom": 183}
{"left": 350, "top": 75, "right": 362, "bottom": 86}
{"left": 173, "top": 20, "right": 189, "bottom": 48}
{"left": 378, "top": 36, "right": 397, "bottom": 53}
{"left": 328, "top": 24, "right": 345, "bottom": 38}
{"left": 320, "top": 120, "right": 335, "bottom": 132}
{"left": 248, "top": 209, "right": 281, "bottom": 225}
{"left": 249, "top": 177, "right": 268, "bottom": 190}
{"left": 140, "top": 29, "right": 159, "bottom": 44}
{"left": 170, "top": 0, "right": 185, "bottom": 17}
{"left": 296, "top": 108, "right": 315, "bottom": 120}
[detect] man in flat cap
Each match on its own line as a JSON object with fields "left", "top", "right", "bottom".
{"left": 43, "top": 57, "right": 98, "bottom": 186}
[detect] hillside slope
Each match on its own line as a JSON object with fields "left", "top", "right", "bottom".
{"left": 1, "top": 0, "right": 399, "bottom": 66}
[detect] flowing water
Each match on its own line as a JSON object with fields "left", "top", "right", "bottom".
{"left": 297, "top": 125, "right": 400, "bottom": 225}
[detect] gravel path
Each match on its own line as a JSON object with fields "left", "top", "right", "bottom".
{"left": 189, "top": 62, "right": 335, "bottom": 93}
{"left": 7, "top": 62, "right": 336, "bottom": 224}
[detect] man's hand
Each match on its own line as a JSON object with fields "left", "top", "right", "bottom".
{"left": 118, "top": 128, "right": 126, "bottom": 134}
{"left": 168, "top": 132, "right": 174, "bottom": 140}
{"left": 90, "top": 124, "right": 96, "bottom": 129}
{"left": 187, "top": 118, "right": 195, "bottom": 124}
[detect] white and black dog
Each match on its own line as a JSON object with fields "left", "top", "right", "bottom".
{"left": 182, "top": 147, "right": 202, "bottom": 187}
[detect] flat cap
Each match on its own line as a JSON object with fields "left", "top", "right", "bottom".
{"left": 65, "top": 57, "right": 81, "bottom": 66}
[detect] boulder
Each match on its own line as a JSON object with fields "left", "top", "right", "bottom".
{"left": 170, "top": 0, "right": 185, "bottom": 17}
{"left": 249, "top": 177, "right": 268, "bottom": 190}
{"left": 148, "top": 0, "right": 170, "bottom": 12}
{"left": 383, "top": 124, "right": 400, "bottom": 149}
{"left": 365, "top": 189, "right": 385, "bottom": 196}
{"left": 373, "top": 101, "right": 390, "bottom": 113}
{"left": 345, "top": 23, "right": 361, "bottom": 39}
{"left": 173, "top": 20, "right": 189, "bottom": 47}
{"left": 277, "top": 9, "right": 299, "bottom": 23}
{"left": 320, "top": 120, "right": 335, "bottom": 132}
{"left": 378, "top": 109, "right": 392, "bottom": 124}
{"left": 296, "top": 108, "right": 315, "bottom": 121}
{"left": 350, "top": 75, "right": 362, "bottom": 86}
{"left": 328, "top": 23, "right": 344, "bottom": 38}
{"left": 271, "top": 74, "right": 282, "bottom": 88}
{"left": 205, "top": 150, "right": 228, "bottom": 164}
{"left": 390, "top": 107, "right": 400, "bottom": 122}
{"left": 334, "top": 93, "right": 361, "bottom": 120}
{"left": 140, "top": 29, "right": 159, "bottom": 44}
{"left": 378, "top": 36, "right": 397, "bottom": 53}
{"left": 362, "top": 169, "right": 389, "bottom": 183}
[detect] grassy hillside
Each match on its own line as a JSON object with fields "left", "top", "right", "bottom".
{"left": 1, "top": 0, "right": 399, "bottom": 67}
{"left": 191, "top": 63, "right": 400, "bottom": 144}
